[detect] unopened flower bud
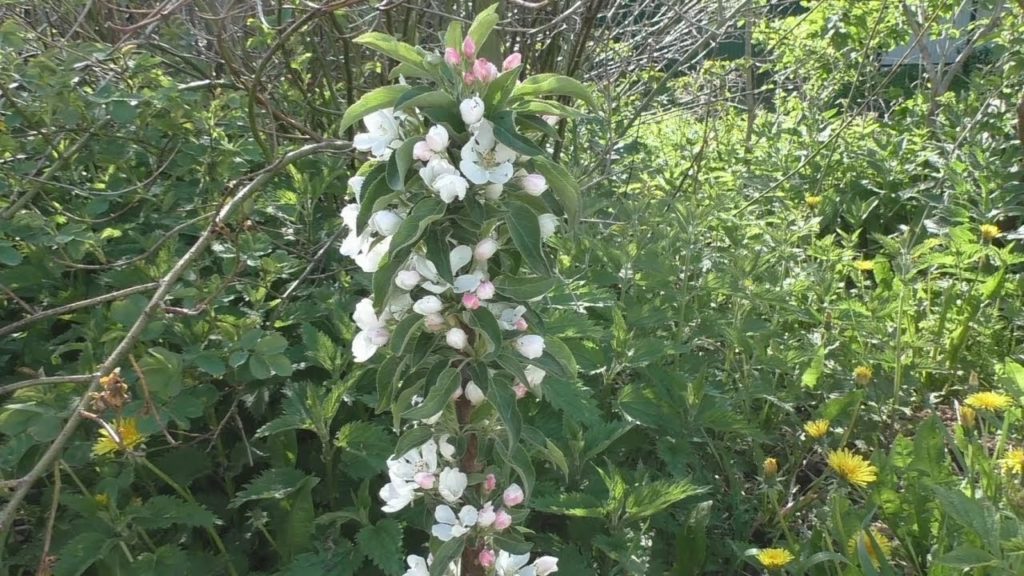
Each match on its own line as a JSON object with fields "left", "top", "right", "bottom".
{"left": 476, "top": 280, "right": 495, "bottom": 300}
{"left": 460, "top": 97, "right": 485, "bottom": 125}
{"left": 472, "top": 58, "right": 499, "bottom": 83}
{"left": 465, "top": 381, "right": 485, "bottom": 405}
{"left": 370, "top": 210, "right": 403, "bottom": 236}
{"left": 462, "top": 292, "right": 482, "bottom": 310}
{"left": 533, "top": 557, "right": 559, "bottom": 576}
{"left": 413, "top": 295, "right": 444, "bottom": 315}
{"left": 413, "top": 140, "right": 434, "bottom": 161}
{"left": 502, "top": 52, "right": 522, "bottom": 71}
{"left": 513, "top": 382, "right": 529, "bottom": 399}
{"left": 515, "top": 335, "right": 545, "bottom": 359}
{"left": 493, "top": 509, "right": 512, "bottom": 530}
{"left": 485, "top": 473, "right": 497, "bottom": 492}
{"left": 763, "top": 457, "right": 778, "bottom": 479}
{"left": 515, "top": 318, "right": 528, "bottom": 331}
{"left": 444, "top": 47, "right": 461, "bottom": 66}
{"left": 424, "top": 313, "right": 446, "bottom": 332}
{"left": 503, "top": 483, "right": 524, "bottom": 507}
{"left": 521, "top": 173, "right": 548, "bottom": 196}
{"left": 395, "top": 270, "right": 422, "bottom": 291}
{"left": 483, "top": 183, "right": 503, "bottom": 200}
{"left": 474, "top": 238, "right": 499, "bottom": 261}
{"left": 462, "top": 37, "right": 476, "bottom": 59}
{"left": 479, "top": 549, "right": 496, "bottom": 567}
{"left": 425, "top": 125, "right": 449, "bottom": 152}
{"left": 446, "top": 327, "right": 468, "bottom": 350}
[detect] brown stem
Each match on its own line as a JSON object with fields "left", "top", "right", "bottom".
{"left": 455, "top": 381, "right": 484, "bottom": 575}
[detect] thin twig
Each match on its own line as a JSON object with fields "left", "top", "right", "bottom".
{"left": 34, "top": 463, "right": 60, "bottom": 576}
{"left": 0, "top": 283, "right": 160, "bottom": 338}
{"left": 0, "top": 283, "right": 38, "bottom": 314}
{"left": 129, "top": 354, "right": 177, "bottom": 446}
{"left": 0, "top": 375, "right": 97, "bottom": 396}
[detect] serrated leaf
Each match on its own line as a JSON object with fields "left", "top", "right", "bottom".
{"left": 230, "top": 468, "right": 317, "bottom": 508}
{"left": 357, "top": 519, "right": 404, "bottom": 575}
{"left": 339, "top": 84, "right": 410, "bottom": 133}
{"left": 132, "top": 495, "right": 216, "bottom": 529}
{"left": 505, "top": 200, "right": 549, "bottom": 275}
{"left": 301, "top": 323, "right": 338, "bottom": 372}
{"left": 54, "top": 532, "right": 115, "bottom": 576}
{"left": 512, "top": 73, "right": 597, "bottom": 108}
{"left": 492, "top": 275, "right": 557, "bottom": 301}
{"left": 403, "top": 367, "right": 460, "bottom": 421}
{"left": 624, "top": 479, "right": 708, "bottom": 520}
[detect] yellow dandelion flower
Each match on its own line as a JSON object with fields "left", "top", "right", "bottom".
{"left": 756, "top": 548, "right": 795, "bottom": 570}
{"left": 805, "top": 195, "right": 823, "bottom": 209}
{"left": 854, "top": 260, "right": 875, "bottom": 272}
{"left": 804, "top": 419, "right": 830, "bottom": 439}
{"left": 980, "top": 224, "right": 1001, "bottom": 242}
{"left": 964, "top": 391, "right": 1013, "bottom": 412}
{"left": 763, "top": 457, "right": 779, "bottom": 478}
{"left": 827, "top": 448, "right": 878, "bottom": 487}
{"left": 848, "top": 529, "right": 893, "bottom": 567}
{"left": 92, "top": 418, "right": 145, "bottom": 456}
{"left": 958, "top": 405, "right": 976, "bottom": 429}
{"left": 853, "top": 365, "right": 873, "bottom": 385}
{"left": 1001, "top": 448, "right": 1024, "bottom": 475}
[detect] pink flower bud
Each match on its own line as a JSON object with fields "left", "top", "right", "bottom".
{"left": 474, "top": 238, "right": 499, "bottom": 261}
{"left": 472, "top": 58, "right": 499, "bottom": 83}
{"left": 476, "top": 280, "right": 495, "bottom": 301}
{"left": 414, "top": 472, "right": 435, "bottom": 489}
{"left": 485, "top": 473, "right": 497, "bottom": 492}
{"left": 502, "top": 52, "right": 522, "bottom": 71}
{"left": 463, "top": 70, "right": 477, "bottom": 85}
{"left": 462, "top": 292, "right": 482, "bottom": 310}
{"left": 493, "top": 509, "right": 512, "bottom": 530}
{"left": 462, "top": 37, "right": 476, "bottom": 60}
{"left": 478, "top": 549, "right": 496, "bottom": 568}
{"left": 444, "top": 47, "right": 461, "bottom": 66}
{"left": 503, "top": 483, "right": 524, "bottom": 507}
{"left": 515, "top": 318, "right": 529, "bottom": 331}
{"left": 521, "top": 173, "right": 548, "bottom": 196}
{"left": 513, "top": 382, "right": 529, "bottom": 399}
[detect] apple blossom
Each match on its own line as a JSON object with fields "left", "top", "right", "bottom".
{"left": 539, "top": 213, "right": 560, "bottom": 240}
{"left": 503, "top": 52, "right": 522, "bottom": 71}
{"left": 432, "top": 504, "right": 478, "bottom": 541}
{"left": 353, "top": 109, "right": 401, "bottom": 159}
{"left": 493, "top": 304, "right": 527, "bottom": 330}
{"left": 444, "top": 47, "right": 461, "bottom": 66}
{"left": 513, "top": 382, "right": 529, "bottom": 399}
{"left": 438, "top": 467, "right": 468, "bottom": 502}
{"left": 425, "top": 125, "right": 449, "bottom": 151}
{"left": 395, "top": 270, "right": 422, "bottom": 291}
{"left": 476, "top": 280, "right": 496, "bottom": 300}
{"left": 386, "top": 439, "right": 439, "bottom": 484}
{"left": 465, "top": 381, "right": 486, "bottom": 406}
{"left": 413, "top": 295, "right": 443, "bottom": 315}
{"left": 524, "top": 364, "right": 546, "bottom": 391}
{"left": 479, "top": 549, "right": 496, "bottom": 568}
{"left": 433, "top": 173, "right": 469, "bottom": 203}
{"left": 477, "top": 502, "right": 497, "bottom": 527}
{"left": 503, "top": 483, "right": 524, "bottom": 506}
{"left": 515, "top": 334, "right": 545, "bottom": 359}
{"left": 403, "top": 555, "right": 430, "bottom": 576}
{"left": 438, "top": 435, "right": 456, "bottom": 460}
{"left": 462, "top": 37, "right": 476, "bottom": 59}
{"left": 474, "top": 238, "right": 499, "bottom": 261}
{"left": 379, "top": 478, "right": 416, "bottom": 512}
{"left": 485, "top": 473, "right": 497, "bottom": 492}
{"left": 462, "top": 292, "right": 482, "bottom": 310}
{"left": 484, "top": 183, "right": 504, "bottom": 200}
{"left": 453, "top": 273, "right": 483, "bottom": 294}
{"left": 533, "top": 556, "right": 559, "bottom": 575}
{"left": 460, "top": 121, "right": 516, "bottom": 185}
{"left": 413, "top": 140, "right": 434, "bottom": 161}
{"left": 351, "top": 298, "right": 389, "bottom": 362}
{"left": 445, "top": 327, "right": 468, "bottom": 350}
{"left": 463, "top": 71, "right": 477, "bottom": 85}
{"left": 493, "top": 508, "right": 512, "bottom": 530}
{"left": 423, "top": 313, "right": 446, "bottom": 332}
{"left": 515, "top": 318, "right": 529, "bottom": 331}
{"left": 493, "top": 552, "right": 559, "bottom": 576}
{"left": 415, "top": 472, "right": 435, "bottom": 489}
{"left": 472, "top": 58, "right": 499, "bottom": 83}
{"left": 521, "top": 173, "right": 548, "bottom": 196}
{"left": 369, "top": 210, "right": 403, "bottom": 236}
{"left": 459, "top": 96, "right": 485, "bottom": 125}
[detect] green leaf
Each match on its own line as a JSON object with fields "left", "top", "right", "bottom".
{"left": 255, "top": 333, "right": 289, "bottom": 356}
{"left": 541, "top": 336, "right": 577, "bottom": 378}
{"left": 395, "top": 88, "right": 456, "bottom": 113}
{"left": 132, "top": 495, "right": 216, "bottom": 529}
{"left": 388, "top": 314, "right": 424, "bottom": 356}
{"left": 230, "top": 468, "right": 318, "bottom": 508}
{"left": 354, "top": 32, "right": 428, "bottom": 73}
{"left": 624, "top": 479, "right": 708, "bottom": 521}
{"left": 492, "top": 110, "right": 546, "bottom": 157}
{"left": 372, "top": 255, "right": 405, "bottom": 310}
{"left": 999, "top": 358, "right": 1024, "bottom": 400}
{"left": 532, "top": 157, "right": 581, "bottom": 227}
{"left": 389, "top": 197, "right": 447, "bottom": 257}
{"left": 386, "top": 138, "right": 418, "bottom": 191}
{"left": 376, "top": 356, "right": 404, "bottom": 414}
{"left": 430, "top": 537, "right": 466, "bottom": 576}
{"left": 467, "top": 307, "right": 503, "bottom": 357}
{"left": 138, "top": 347, "right": 183, "bottom": 399}
{"left": 391, "top": 425, "right": 434, "bottom": 458}
{"left": 0, "top": 242, "right": 23, "bottom": 266}
{"left": 444, "top": 21, "right": 463, "bottom": 51}
{"left": 800, "top": 345, "right": 825, "bottom": 389}
{"left": 301, "top": 324, "right": 338, "bottom": 373}
{"left": 356, "top": 163, "right": 391, "bottom": 232}
{"left": 192, "top": 351, "right": 227, "bottom": 377}
{"left": 54, "top": 532, "right": 115, "bottom": 576}
{"left": 513, "top": 99, "right": 585, "bottom": 118}
{"left": 492, "top": 275, "right": 557, "bottom": 301}
{"left": 491, "top": 532, "right": 533, "bottom": 555}
{"left": 339, "top": 84, "right": 410, "bottom": 133}
{"left": 505, "top": 200, "right": 549, "bottom": 275}
{"left": 249, "top": 354, "right": 273, "bottom": 379}
{"left": 484, "top": 66, "right": 521, "bottom": 110}
{"left": 934, "top": 546, "right": 998, "bottom": 569}
{"left": 487, "top": 377, "right": 521, "bottom": 446}
{"left": 466, "top": 3, "right": 500, "bottom": 48}
{"left": 403, "top": 367, "right": 460, "bottom": 421}
{"left": 513, "top": 73, "right": 597, "bottom": 108}
{"left": 357, "top": 519, "right": 404, "bottom": 575}
{"left": 425, "top": 231, "right": 454, "bottom": 284}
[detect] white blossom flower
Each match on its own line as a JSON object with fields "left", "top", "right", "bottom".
{"left": 379, "top": 477, "right": 416, "bottom": 512}
{"left": 438, "top": 467, "right": 468, "bottom": 502}
{"left": 494, "top": 552, "right": 560, "bottom": 576}
{"left": 403, "top": 555, "right": 430, "bottom": 576}
{"left": 354, "top": 109, "right": 401, "bottom": 159}
{"left": 524, "top": 364, "right": 546, "bottom": 392}
{"left": 493, "top": 304, "right": 527, "bottom": 330}
{"left": 476, "top": 280, "right": 496, "bottom": 300}
{"left": 432, "top": 504, "right": 478, "bottom": 541}
{"left": 465, "top": 381, "right": 486, "bottom": 405}
{"left": 426, "top": 125, "right": 450, "bottom": 151}
{"left": 460, "top": 121, "right": 517, "bottom": 185}
{"left": 339, "top": 182, "right": 396, "bottom": 273}
{"left": 434, "top": 173, "right": 469, "bottom": 203}
{"left": 395, "top": 270, "right": 422, "bottom": 291}
{"left": 515, "top": 335, "right": 545, "bottom": 359}
{"left": 538, "top": 214, "right": 559, "bottom": 240}
{"left": 521, "top": 173, "right": 548, "bottom": 196}
{"left": 413, "top": 295, "right": 444, "bottom": 315}
{"left": 460, "top": 97, "right": 485, "bottom": 125}
{"left": 532, "top": 557, "right": 559, "bottom": 575}
{"left": 386, "top": 438, "right": 440, "bottom": 487}
{"left": 370, "top": 210, "right": 403, "bottom": 236}
{"left": 413, "top": 140, "right": 435, "bottom": 162}
{"left": 453, "top": 273, "right": 483, "bottom": 294}
{"left": 474, "top": 238, "right": 499, "bottom": 261}
{"left": 445, "top": 327, "right": 468, "bottom": 350}
{"left": 351, "top": 298, "right": 389, "bottom": 362}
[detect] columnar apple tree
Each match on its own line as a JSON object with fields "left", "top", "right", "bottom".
{"left": 336, "top": 5, "right": 593, "bottom": 576}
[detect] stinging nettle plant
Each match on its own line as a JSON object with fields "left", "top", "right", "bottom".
{"left": 338, "top": 5, "right": 594, "bottom": 576}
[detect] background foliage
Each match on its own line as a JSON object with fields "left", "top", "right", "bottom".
{"left": 2, "top": 0, "right": 1024, "bottom": 574}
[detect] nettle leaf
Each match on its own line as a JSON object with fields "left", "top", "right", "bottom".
{"left": 492, "top": 110, "right": 546, "bottom": 157}
{"left": 54, "top": 531, "right": 115, "bottom": 576}
{"left": 301, "top": 323, "right": 338, "bottom": 373}
{"left": 357, "top": 519, "right": 404, "bottom": 575}
{"left": 624, "top": 479, "right": 708, "bottom": 521}
{"left": 387, "top": 138, "right": 418, "bottom": 191}
{"left": 513, "top": 73, "right": 597, "bottom": 109}
{"left": 230, "top": 468, "right": 318, "bottom": 508}
{"left": 532, "top": 157, "right": 581, "bottom": 228}
{"left": 430, "top": 537, "right": 466, "bottom": 576}
{"left": 354, "top": 32, "right": 428, "bottom": 74}
{"left": 505, "top": 200, "right": 549, "bottom": 275}
{"left": 132, "top": 495, "right": 216, "bottom": 529}
{"left": 335, "top": 421, "right": 394, "bottom": 479}
{"left": 466, "top": 2, "right": 500, "bottom": 48}
{"left": 339, "top": 84, "right": 410, "bottom": 133}
{"left": 492, "top": 275, "right": 557, "bottom": 301}
{"left": 403, "top": 367, "right": 459, "bottom": 421}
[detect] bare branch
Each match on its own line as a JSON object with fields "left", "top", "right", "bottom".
{"left": 0, "top": 283, "right": 160, "bottom": 338}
